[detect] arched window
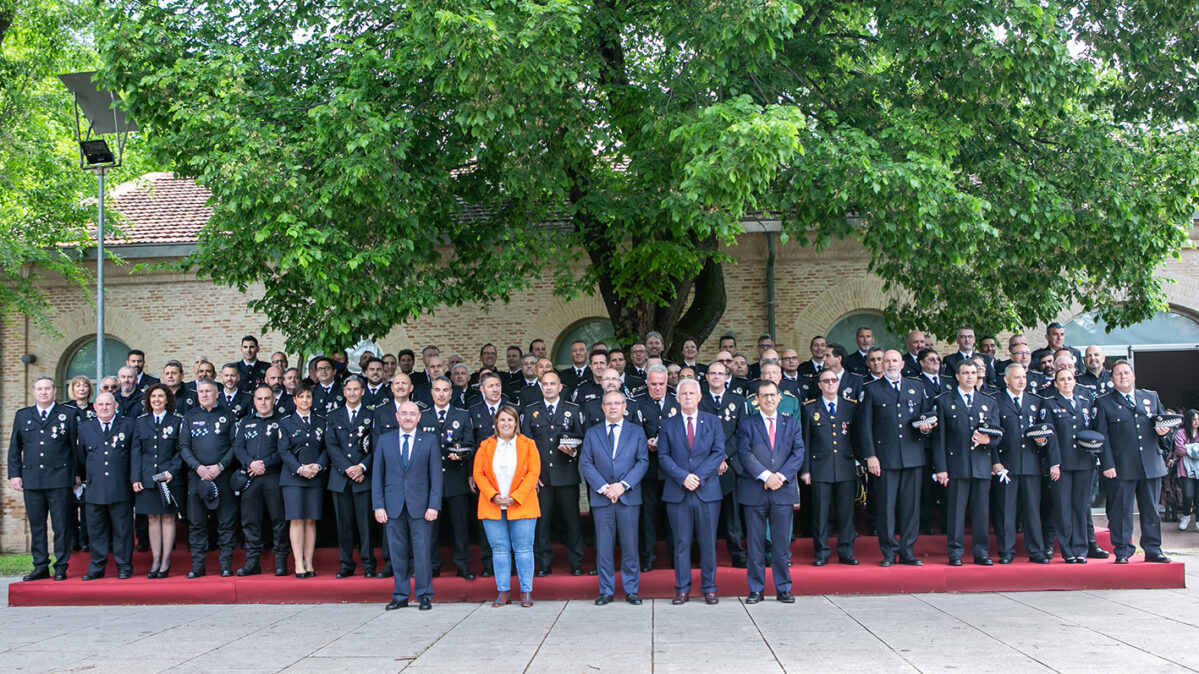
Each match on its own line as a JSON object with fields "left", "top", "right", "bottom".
{"left": 553, "top": 319, "right": 615, "bottom": 369}
{"left": 1063, "top": 310, "right": 1199, "bottom": 345}
{"left": 59, "top": 336, "right": 132, "bottom": 383}
{"left": 826, "top": 312, "right": 903, "bottom": 353}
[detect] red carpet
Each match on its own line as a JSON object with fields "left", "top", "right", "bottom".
{"left": 7, "top": 528, "right": 1185, "bottom": 606}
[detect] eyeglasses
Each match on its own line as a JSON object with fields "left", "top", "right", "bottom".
{"left": 819, "top": 378, "right": 838, "bottom": 384}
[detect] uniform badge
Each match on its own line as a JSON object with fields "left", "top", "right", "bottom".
{"left": 363, "top": 418, "right": 371, "bottom": 426}
{"left": 452, "top": 420, "right": 460, "bottom": 429}
{"left": 563, "top": 410, "right": 571, "bottom": 418}
{"left": 118, "top": 432, "right": 125, "bottom": 441}
{"left": 813, "top": 412, "right": 821, "bottom": 422}
{"left": 315, "top": 427, "right": 323, "bottom": 437}
{"left": 950, "top": 405, "right": 956, "bottom": 411}
{"left": 908, "top": 401, "right": 915, "bottom": 413}
{"left": 841, "top": 423, "right": 849, "bottom": 436}
{"left": 164, "top": 426, "right": 173, "bottom": 437}
{"left": 908, "top": 389, "right": 915, "bottom": 395}
{"left": 532, "top": 411, "right": 539, "bottom": 418}
{"left": 669, "top": 408, "right": 678, "bottom": 417}
{"left": 981, "top": 405, "right": 988, "bottom": 412}
{"left": 58, "top": 413, "right": 66, "bottom": 421}
{"left": 219, "top": 416, "right": 227, "bottom": 424}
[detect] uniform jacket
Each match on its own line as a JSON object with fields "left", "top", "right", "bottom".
{"left": 76, "top": 416, "right": 135, "bottom": 504}
{"left": 278, "top": 412, "right": 329, "bottom": 488}
{"left": 636, "top": 393, "right": 678, "bottom": 480}
{"left": 1095, "top": 389, "right": 1168, "bottom": 480}
{"left": 520, "top": 399, "right": 584, "bottom": 487}
{"left": 995, "top": 391, "right": 1054, "bottom": 475}
{"left": 419, "top": 406, "right": 475, "bottom": 498}
{"left": 179, "top": 405, "right": 236, "bottom": 470}
{"left": 856, "top": 377, "right": 930, "bottom": 470}
{"left": 131, "top": 412, "right": 185, "bottom": 486}
{"left": 232, "top": 413, "right": 283, "bottom": 473}
{"left": 932, "top": 390, "right": 1000, "bottom": 479}
{"left": 801, "top": 397, "right": 859, "bottom": 483}
{"left": 8, "top": 404, "right": 78, "bottom": 489}
{"left": 1042, "top": 391, "right": 1097, "bottom": 472}
{"left": 325, "top": 404, "right": 375, "bottom": 493}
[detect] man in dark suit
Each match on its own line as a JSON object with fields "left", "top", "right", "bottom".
{"left": 420, "top": 377, "right": 475, "bottom": 579}
{"left": 658, "top": 378, "right": 725, "bottom": 605}
{"left": 739, "top": 381, "right": 805, "bottom": 604}
{"left": 1095, "top": 361, "right": 1172, "bottom": 563}
{"left": 843, "top": 327, "right": 874, "bottom": 377}
{"left": 994, "top": 363, "right": 1053, "bottom": 564}
{"left": 858, "top": 350, "right": 932, "bottom": 566}
{"left": 557, "top": 340, "right": 591, "bottom": 391}
{"left": 217, "top": 364, "right": 253, "bottom": 419}
{"left": 327, "top": 376, "right": 378, "bottom": 577}
{"left": 941, "top": 326, "right": 997, "bottom": 387}
{"left": 932, "top": 360, "right": 1000, "bottom": 565}
{"left": 901, "top": 330, "right": 927, "bottom": 378}
{"left": 801, "top": 372, "right": 860, "bottom": 566}
{"left": 115, "top": 367, "right": 144, "bottom": 418}
{"left": 126, "top": 349, "right": 159, "bottom": 391}
{"left": 636, "top": 364, "right": 677, "bottom": 570}
{"left": 916, "top": 348, "right": 953, "bottom": 399}
{"left": 794, "top": 335, "right": 826, "bottom": 379}
{"left": 581, "top": 391, "right": 650, "bottom": 605}
{"left": 76, "top": 393, "right": 136, "bottom": 580}
{"left": 373, "top": 401, "right": 443, "bottom": 610}
{"left": 8, "top": 376, "right": 78, "bottom": 581}
{"left": 235, "top": 336, "right": 270, "bottom": 393}
{"left": 699, "top": 361, "right": 747, "bottom": 568}
{"left": 521, "top": 371, "right": 586, "bottom": 575}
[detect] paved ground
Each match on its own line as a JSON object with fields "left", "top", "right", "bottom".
{"left": 5, "top": 516, "right": 1199, "bottom": 673}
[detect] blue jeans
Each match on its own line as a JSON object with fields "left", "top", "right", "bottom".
{"left": 482, "top": 512, "right": 536, "bottom": 593}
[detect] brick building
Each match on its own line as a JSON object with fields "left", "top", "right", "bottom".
{"left": 2, "top": 172, "right": 1198, "bottom": 552}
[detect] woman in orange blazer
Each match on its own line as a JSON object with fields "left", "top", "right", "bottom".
{"left": 473, "top": 405, "right": 541, "bottom": 607}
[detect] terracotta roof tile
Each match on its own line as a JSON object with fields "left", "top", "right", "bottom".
{"left": 104, "top": 172, "right": 212, "bottom": 245}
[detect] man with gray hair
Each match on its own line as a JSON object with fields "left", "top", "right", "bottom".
{"left": 9, "top": 376, "right": 79, "bottom": 581}
{"left": 78, "top": 392, "right": 137, "bottom": 580}
{"left": 115, "top": 366, "right": 143, "bottom": 418}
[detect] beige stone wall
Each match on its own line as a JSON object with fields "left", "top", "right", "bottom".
{"left": 3, "top": 230, "right": 1198, "bottom": 552}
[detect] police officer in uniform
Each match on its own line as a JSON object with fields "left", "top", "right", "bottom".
{"left": 327, "top": 375, "right": 377, "bottom": 577}
{"left": 1095, "top": 361, "right": 1172, "bottom": 563}
{"left": 218, "top": 363, "right": 253, "bottom": 419}
{"left": 77, "top": 393, "right": 136, "bottom": 580}
{"left": 9, "top": 376, "right": 79, "bottom": 581}
{"left": 698, "top": 361, "right": 746, "bottom": 568}
{"left": 636, "top": 364, "right": 677, "bottom": 571}
{"left": 180, "top": 378, "right": 238, "bottom": 577}
{"left": 264, "top": 366, "right": 294, "bottom": 417}
{"left": 311, "top": 357, "right": 345, "bottom": 414}
{"left": 801, "top": 371, "right": 860, "bottom": 565}
{"left": 521, "top": 371, "right": 585, "bottom": 575}
{"left": 131, "top": 384, "right": 186, "bottom": 578}
{"left": 115, "top": 367, "right": 145, "bottom": 419}
{"left": 1077, "top": 345, "right": 1113, "bottom": 397}
{"left": 468, "top": 371, "right": 512, "bottom": 577}
{"left": 1042, "top": 368, "right": 1097, "bottom": 563}
{"left": 932, "top": 361, "right": 1000, "bottom": 565}
{"left": 571, "top": 349, "right": 609, "bottom": 407}
{"left": 361, "top": 358, "right": 390, "bottom": 408}
{"left": 236, "top": 336, "right": 270, "bottom": 393}
{"left": 993, "top": 363, "right": 1053, "bottom": 564}
{"left": 420, "top": 376, "right": 476, "bottom": 579}
{"left": 858, "top": 350, "right": 932, "bottom": 566}
{"left": 233, "top": 385, "right": 290, "bottom": 576}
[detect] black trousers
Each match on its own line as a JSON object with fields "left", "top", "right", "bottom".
{"left": 69, "top": 499, "right": 89, "bottom": 549}
{"left": 811, "top": 480, "right": 857, "bottom": 561}
{"left": 240, "top": 472, "right": 288, "bottom": 562}
{"left": 946, "top": 477, "right": 991, "bottom": 561}
{"left": 85, "top": 500, "right": 134, "bottom": 575}
{"left": 534, "top": 484, "right": 583, "bottom": 568}
{"left": 1053, "top": 469, "right": 1092, "bottom": 559}
{"left": 332, "top": 485, "right": 375, "bottom": 571}
{"left": 187, "top": 473, "right": 238, "bottom": 569}
{"left": 430, "top": 493, "right": 472, "bottom": 572}
{"left": 1108, "top": 477, "right": 1163, "bottom": 558}
{"left": 996, "top": 474, "right": 1044, "bottom": 559}
{"left": 639, "top": 477, "right": 672, "bottom": 565}
{"left": 876, "top": 467, "right": 921, "bottom": 561}
{"left": 720, "top": 490, "right": 746, "bottom": 563}
{"left": 25, "top": 487, "right": 72, "bottom": 573}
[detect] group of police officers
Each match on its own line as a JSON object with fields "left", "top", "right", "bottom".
{"left": 6, "top": 323, "right": 1176, "bottom": 596}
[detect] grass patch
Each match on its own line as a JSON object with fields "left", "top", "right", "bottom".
{"left": 0, "top": 554, "right": 34, "bottom": 576}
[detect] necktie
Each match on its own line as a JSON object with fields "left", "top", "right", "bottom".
{"left": 103, "top": 421, "right": 110, "bottom": 434}
{"left": 155, "top": 415, "right": 163, "bottom": 426}
{"left": 815, "top": 364, "right": 822, "bottom": 372}
{"left": 714, "top": 394, "right": 721, "bottom": 408}
{"left": 438, "top": 409, "right": 446, "bottom": 423}
{"left": 1013, "top": 396, "right": 1021, "bottom": 409}
{"left": 892, "top": 381, "right": 899, "bottom": 393}
{"left": 965, "top": 393, "right": 973, "bottom": 408}
{"left": 301, "top": 416, "right": 309, "bottom": 426}
{"left": 489, "top": 406, "right": 495, "bottom": 417}
{"left": 828, "top": 401, "right": 836, "bottom": 416}
{"left": 547, "top": 404, "right": 555, "bottom": 417}
{"left": 401, "top": 435, "right": 411, "bottom": 468}
{"left": 608, "top": 423, "right": 617, "bottom": 458}
{"left": 1125, "top": 393, "right": 1135, "bottom": 405}
{"left": 686, "top": 416, "right": 695, "bottom": 449}
{"left": 40, "top": 409, "right": 47, "bottom": 421}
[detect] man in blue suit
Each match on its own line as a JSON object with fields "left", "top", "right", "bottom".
{"left": 739, "top": 381, "right": 805, "bottom": 604}
{"left": 372, "top": 401, "right": 443, "bottom": 611}
{"left": 658, "top": 378, "right": 726, "bottom": 605}
{"left": 581, "top": 391, "right": 650, "bottom": 606}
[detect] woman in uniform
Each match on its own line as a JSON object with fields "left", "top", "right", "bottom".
{"left": 131, "top": 384, "right": 185, "bottom": 578}
{"left": 1042, "top": 368, "right": 1096, "bottom": 564}
{"left": 278, "top": 385, "right": 328, "bottom": 578}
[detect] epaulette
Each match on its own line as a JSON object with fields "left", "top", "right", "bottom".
{"left": 802, "top": 398, "right": 818, "bottom": 406}
{"left": 841, "top": 395, "right": 859, "bottom": 404}
{"left": 782, "top": 390, "right": 797, "bottom": 399}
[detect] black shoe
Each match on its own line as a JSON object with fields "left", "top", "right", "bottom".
{"left": 1114, "top": 556, "right": 1129, "bottom": 564}
{"left": 53, "top": 571, "right": 67, "bottom": 581}
{"left": 640, "top": 563, "right": 654, "bottom": 573}
{"left": 136, "top": 542, "right": 150, "bottom": 552}
{"left": 378, "top": 566, "right": 394, "bottom": 578}
{"left": 879, "top": 558, "right": 894, "bottom": 567}
{"left": 536, "top": 566, "right": 551, "bottom": 577}
{"left": 776, "top": 591, "right": 795, "bottom": 603}
{"left": 1087, "top": 545, "right": 1110, "bottom": 559}
{"left": 419, "top": 597, "right": 432, "bottom": 611}
{"left": 81, "top": 572, "right": 104, "bottom": 581}
{"left": 187, "top": 567, "right": 206, "bottom": 578}
{"left": 220, "top": 567, "right": 233, "bottom": 577}
{"left": 336, "top": 568, "right": 355, "bottom": 579}
{"left": 236, "top": 564, "right": 261, "bottom": 577}
{"left": 385, "top": 599, "right": 408, "bottom": 610}
{"left": 812, "top": 558, "right": 828, "bottom": 567}
{"left": 1145, "top": 553, "right": 1172, "bottom": 563}
{"left": 730, "top": 558, "right": 747, "bottom": 569}
{"left": 364, "top": 570, "right": 376, "bottom": 579}
{"left": 948, "top": 558, "right": 962, "bottom": 566}
{"left": 275, "top": 562, "right": 288, "bottom": 577}
{"left": 626, "top": 594, "right": 643, "bottom": 605}
{"left": 745, "top": 592, "right": 763, "bottom": 604}
{"left": 80, "top": 544, "right": 89, "bottom": 552}
{"left": 595, "top": 594, "right": 613, "bottom": 606}
{"left": 431, "top": 568, "right": 441, "bottom": 578}
{"left": 587, "top": 568, "right": 599, "bottom": 576}
{"left": 21, "top": 569, "right": 49, "bottom": 582}
{"left": 456, "top": 568, "right": 477, "bottom": 581}
{"left": 998, "top": 555, "right": 1014, "bottom": 565}
{"left": 570, "top": 567, "right": 583, "bottom": 576}
{"left": 480, "top": 568, "right": 494, "bottom": 578}
{"left": 899, "top": 558, "right": 923, "bottom": 567}
{"left": 838, "top": 557, "right": 859, "bottom": 566}
{"left": 974, "top": 557, "right": 993, "bottom": 566}
{"left": 1029, "top": 556, "right": 1050, "bottom": 565}
{"left": 117, "top": 569, "right": 132, "bottom": 580}
{"left": 922, "top": 527, "right": 935, "bottom": 535}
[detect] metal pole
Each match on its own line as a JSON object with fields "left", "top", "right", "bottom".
{"left": 96, "top": 167, "right": 105, "bottom": 383}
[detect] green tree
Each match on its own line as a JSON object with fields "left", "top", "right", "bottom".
{"left": 0, "top": 0, "right": 158, "bottom": 335}
{"left": 98, "top": 0, "right": 1199, "bottom": 354}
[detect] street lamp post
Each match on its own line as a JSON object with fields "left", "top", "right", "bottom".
{"left": 57, "top": 72, "right": 136, "bottom": 384}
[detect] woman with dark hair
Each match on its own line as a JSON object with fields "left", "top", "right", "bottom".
{"left": 1175, "top": 409, "right": 1199, "bottom": 532}
{"left": 473, "top": 405, "right": 541, "bottom": 607}
{"left": 278, "top": 385, "right": 328, "bottom": 577}
{"left": 130, "top": 384, "right": 185, "bottom": 578}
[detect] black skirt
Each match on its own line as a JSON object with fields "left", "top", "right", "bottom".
{"left": 134, "top": 480, "right": 182, "bottom": 515}
{"left": 283, "top": 485, "right": 324, "bottom": 520}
